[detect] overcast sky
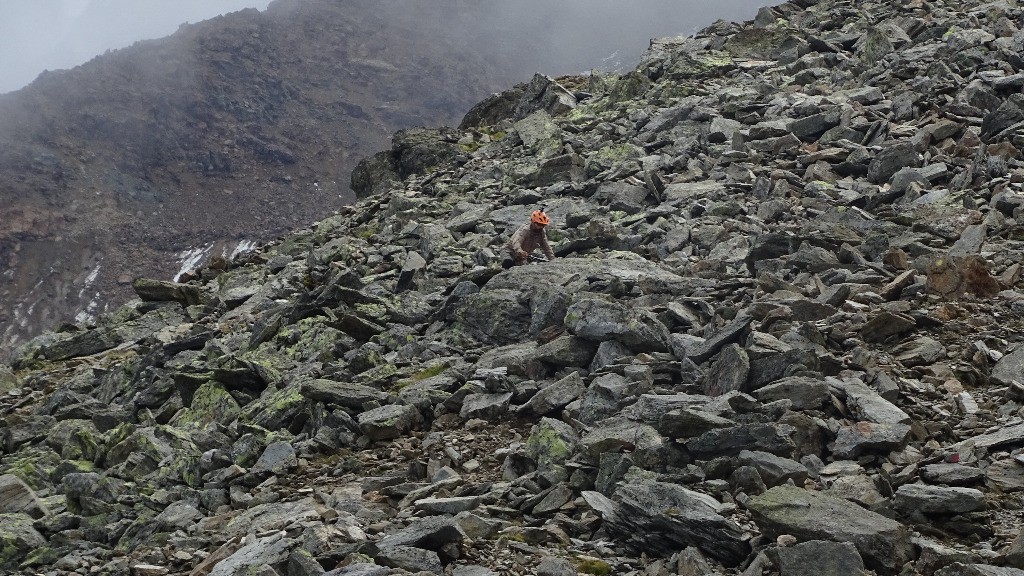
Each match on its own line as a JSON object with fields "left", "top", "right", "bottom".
{"left": 0, "top": 0, "right": 273, "bottom": 94}
{"left": 0, "top": 0, "right": 771, "bottom": 95}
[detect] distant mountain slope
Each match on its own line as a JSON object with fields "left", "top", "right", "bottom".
{"left": 0, "top": 0, "right": 527, "bottom": 356}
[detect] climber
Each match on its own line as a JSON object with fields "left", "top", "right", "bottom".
{"left": 506, "top": 208, "right": 556, "bottom": 267}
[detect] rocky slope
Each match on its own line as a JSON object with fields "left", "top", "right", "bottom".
{"left": 2, "top": 0, "right": 1024, "bottom": 575}
{"left": 1, "top": 0, "right": 659, "bottom": 356}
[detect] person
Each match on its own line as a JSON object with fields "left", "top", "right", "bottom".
{"left": 507, "top": 208, "right": 556, "bottom": 266}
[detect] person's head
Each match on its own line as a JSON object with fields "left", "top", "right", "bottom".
{"left": 530, "top": 209, "right": 550, "bottom": 230}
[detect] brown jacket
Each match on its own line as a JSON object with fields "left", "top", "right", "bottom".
{"left": 507, "top": 224, "right": 555, "bottom": 263}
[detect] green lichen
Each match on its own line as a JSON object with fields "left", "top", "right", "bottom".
{"left": 460, "top": 141, "right": 482, "bottom": 153}
{"left": 407, "top": 363, "right": 448, "bottom": 382}
{"left": 354, "top": 224, "right": 379, "bottom": 240}
{"left": 19, "top": 545, "right": 63, "bottom": 568}
{"left": 355, "top": 302, "right": 389, "bottom": 320}
{"left": 525, "top": 422, "right": 572, "bottom": 474}
{"left": 577, "top": 558, "right": 613, "bottom": 575}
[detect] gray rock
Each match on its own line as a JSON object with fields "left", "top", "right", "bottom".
{"left": 580, "top": 417, "right": 672, "bottom": 468}
{"left": 132, "top": 277, "right": 204, "bottom": 305}
{"left": 709, "top": 116, "right": 742, "bottom": 143}
{"left": 1007, "top": 533, "right": 1024, "bottom": 569}
{"left": 775, "top": 540, "right": 866, "bottom": 576}
{"left": 754, "top": 377, "right": 829, "bottom": 410}
{"left": 984, "top": 459, "right": 1024, "bottom": 492}
{"left": 703, "top": 343, "right": 750, "bottom": 396}
{"left": 0, "top": 474, "right": 48, "bottom": 519}
{"left": 578, "top": 373, "right": 629, "bottom": 424}
{"left": 658, "top": 408, "right": 734, "bottom": 439}
{"left": 788, "top": 109, "right": 841, "bottom": 141}
{"left": 991, "top": 346, "right": 1024, "bottom": 386}
{"left": 453, "top": 566, "right": 499, "bottom": 576}
{"left": 921, "top": 464, "right": 985, "bottom": 486}
{"left": 154, "top": 500, "right": 202, "bottom": 530}
{"left": 747, "top": 485, "right": 911, "bottom": 574}
{"left": 525, "top": 417, "right": 579, "bottom": 480}
{"left": 868, "top": 142, "right": 922, "bottom": 184}
{"left": 564, "top": 296, "right": 670, "bottom": 352}
{"left": 956, "top": 422, "right": 1024, "bottom": 450}
{"left": 827, "top": 475, "right": 886, "bottom": 509}
{"left": 209, "top": 532, "right": 291, "bottom": 576}
{"left": 589, "top": 340, "right": 634, "bottom": 371}
{"left": 377, "top": 545, "right": 443, "bottom": 574}
{"left": 685, "top": 314, "right": 753, "bottom": 364}
{"left": 516, "top": 73, "right": 577, "bottom": 118}
{"left": 532, "top": 483, "right": 574, "bottom": 515}
{"left": 460, "top": 392, "right": 512, "bottom": 420}
{"left": 534, "top": 335, "right": 597, "bottom": 367}
{"left": 0, "top": 512, "right": 47, "bottom": 569}
{"left": 596, "top": 452, "right": 634, "bottom": 497}
{"left": 518, "top": 371, "right": 585, "bottom": 415}
{"left": 829, "top": 377, "right": 910, "bottom": 424}
{"left": 377, "top": 515, "right": 465, "bottom": 551}
{"left": 936, "top": 564, "right": 1024, "bottom": 576}
{"left": 737, "top": 450, "right": 808, "bottom": 487}
{"left": 299, "top": 379, "right": 389, "bottom": 409}
{"left": 414, "top": 496, "right": 481, "bottom": 515}
{"left": 981, "top": 93, "right": 1024, "bottom": 140}
{"left": 358, "top": 404, "right": 423, "bottom": 440}
{"left": 594, "top": 480, "right": 751, "bottom": 564}
{"left": 860, "top": 311, "right": 916, "bottom": 343}
{"left": 831, "top": 422, "right": 912, "bottom": 459}
{"left": 326, "top": 564, "right": 389, "bottom": 576}
{"left": 686, "top": 423, "right": 795, "bottom": 458}
{"left": 894, "top": 484, "right": 986, "bottom": 515}
{"left": 250, "top": 441, "right": 297, "bottom": 476}
{"left": 536, "top": 556, "right": 576, "bottom": 576}
{"left": 892, "top": 337, "right": 946, "bottom": 367}
{"left": 623, "top": 394, "right": 709, "bottom": 424}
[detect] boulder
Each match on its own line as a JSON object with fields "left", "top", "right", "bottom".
{"left": 747, "top": 485, "right": 912, "bottom": 574}
{"left": 774, "top": 540, "right": 867, "bottom": 576}
{"left": 589, "top": 480, "right": 751, "bottom": 564}
{"left": 358, "top": 404, "right": 423, "bottom": 441}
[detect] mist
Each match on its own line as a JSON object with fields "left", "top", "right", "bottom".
{"left": 1, "top": 0, "right": 773, "bottom": 95}
{"left": 0, "top": 0, "right": 273, "bottom": 94}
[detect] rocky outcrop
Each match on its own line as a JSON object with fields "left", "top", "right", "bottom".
{"left": 2, "top": 0, "right": 1024, "bottom": 574}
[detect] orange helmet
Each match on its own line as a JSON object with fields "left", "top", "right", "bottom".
{"left": 531, "top": 210, "right": 550, "bottom": 226}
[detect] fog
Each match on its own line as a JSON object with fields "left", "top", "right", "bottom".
{"left": 0, "top": 0, "right": 772, "bottom": 95}
{"left": 0, "top": 0, "right": 273, "bottom": 94}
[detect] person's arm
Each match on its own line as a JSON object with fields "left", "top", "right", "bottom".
{"left": 510, "top": 227, "right": 529, "bottom": 259}
{"left": 540, "top": 231, "right": 556, "bottom": 260}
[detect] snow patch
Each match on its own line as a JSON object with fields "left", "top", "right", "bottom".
{"left": 229, "top": 239, "right": 258, "bottom": 260}
{"left": 175, "top": 243, "right": 214, "bottom": 281}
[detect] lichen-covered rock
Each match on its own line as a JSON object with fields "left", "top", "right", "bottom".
{"left": 358, "top": 404, "right": 423, "bottom": 441}
{"left": 593, "top": 480, "right": 751, "bottom": 564}
{"left": 0, "top": 512, "right": 47, "bottom": 569}
{"left": 748, "top": 485, "right": 911, "bottom": 575}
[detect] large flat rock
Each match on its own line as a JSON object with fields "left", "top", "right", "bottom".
{"left": 747, "top": 485, "right": 911, "bottom": 575}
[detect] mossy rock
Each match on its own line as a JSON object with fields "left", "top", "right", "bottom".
{"left": 577, "top": 558, "right": 613, "bottom": 575}
{"left": 0, "top": 365, "right": 19, "bottom": 395}
{"left": 170, "top": 380, "right": 242, "bottom": 429}
{"left": 44, "top": 419, "right": 102, "bottom": 461}
{"left": 0, "top": 447, "right": 62, "bottom": 492}
{"left": 525, "top": 417, "right": 579, "bottom": 479}
{"left": 584, "top": 143, "right": 645, "bottom": 177}
{"left": 238, "top": 385, "right": 310, "bottom": 432}
{"left": 607, "top": 71, "right": 652, "bottom": 103}
{"left": 0, "top": 513, "right": 46, "bottom": 570}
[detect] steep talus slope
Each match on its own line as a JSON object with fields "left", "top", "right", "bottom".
{"left": 2, "top": 0, "right": 1024, "bottom": 575}
{"left": 0, "top": 0, "right": 553, "bottom": 356}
